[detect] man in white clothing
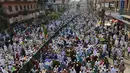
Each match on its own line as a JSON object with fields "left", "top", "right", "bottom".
{"left": 70, "top": 67, "right": 76, "bottom": 73}
{"left": 39, "top": 62, "right": 44, "bottom": 71}
{"left": 110, "top": 66, "right": 116, "bottom": 73}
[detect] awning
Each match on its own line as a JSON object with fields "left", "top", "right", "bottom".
{"left": 112, "top": 15, "right": 123, "bottom": 20}
{"left": 121, "top": 15, "right": 130, "bottom": 19}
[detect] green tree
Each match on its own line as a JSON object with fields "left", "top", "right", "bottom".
{"left": 38, "top": 0, "right": 44, "bottom": 10}
{"left": 0, "top": 4, "right": 8, "bottom": 31}
{"left": 49, "top": 12, "right": 59, "bottom": 20}
{"left": 23, "top": 10, "right": 28, "bottom": 15}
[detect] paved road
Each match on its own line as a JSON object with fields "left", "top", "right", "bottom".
{"left": 79, "top": 0, "right": 130, "bottom": 73}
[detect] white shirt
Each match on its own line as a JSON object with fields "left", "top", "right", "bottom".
{"left": 39, "top": 62, "right": 44, "bottom": 71}
{"left": 79, "top": 70, "right": 86, "bottom": 73}
{"left": 0, "top": 59, "right": 5, "bottom": 67}
{"left": 95, "top": 61, "right": 100, "bottom": 66}
{"left": 53, "top": 67, "right": 58, "bottom": 73}
{"left": 95, "top": 37, "right": 98, "bottom": 44}
{"left": 70, "top": 69, "right": 76, "bottom": 73}
{"left": 110, "top": 68, "right": 116, "bottom": 73}
{"left": 2, "top": 68, "right": 8, "bottom": 73}
{"left": 9, "top": 44, "right": 13, "bottom": 53}
{"left": 115, "top": 40, "right": 118, "bottom": 47}
{"left": 13, "top": 42, "right": 17, "bottom": 49}
{"left": 103, "top": 44, "right": 107, "bottom": 53}
{"left": 120, "top": 40, "right": 124, "bottom": 47}
{"left": 87, "top": 62, "right": 91, "bottom": 68}
{"left": 8, "top": 65, "right": 12, "bottom": 72}
{"left": 4, "top": 45, "right": 7, "bottom": 52}
{"left": 93, "top": 49, "right": 97, "bottom": 56}
{"left": 113, "top": 34, "right": 117, "bottom": 40}
{"left": 80, "top": 66, "right": 86, "bottom": 71}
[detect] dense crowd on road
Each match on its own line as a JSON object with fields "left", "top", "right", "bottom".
{"left": 0, "top": 10, "right": 78, "bottom": 73}
{"left": 29, "top": 13, "right": 129, "bottom": 73}
{"left": 0, "top": 7, "right": 129, "bottom": 73}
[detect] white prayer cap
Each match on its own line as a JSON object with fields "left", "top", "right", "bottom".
{"left": 111, "top": 65, "right": 113, "bottom": 67}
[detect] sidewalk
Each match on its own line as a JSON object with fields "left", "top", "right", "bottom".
{"left": 124, "top": 58, "right": 130, "bottom": 73}
{"left": 124, "top": 51, "right": 130, "bottom": 73}
{"left": 108, "top": 51, "right": 130, "bottom": 73}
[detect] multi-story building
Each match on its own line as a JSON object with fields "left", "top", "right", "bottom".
{"left": 100, "top": 0, "right": 130, "bottom": 13}
{"left": 124, "top": 0, "right": 130, "bottom": 12}
{"left": 0, "top": 0, "right": 40, "bottom": 25}
{"left": 45, "top": 0, "right": 70, "bottom": 12}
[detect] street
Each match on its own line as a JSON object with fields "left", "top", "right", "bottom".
{"left": 0, "top": 0, "right": 130, "bottom": 73}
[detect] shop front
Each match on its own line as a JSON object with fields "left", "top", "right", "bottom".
{"left": 108, "top": 15, "right": 130, "bottom": 40}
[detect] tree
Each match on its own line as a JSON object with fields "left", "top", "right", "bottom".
{"left": 38, "top": 0, "right": 44, "bottom": 10}
{"left": 23, "top": 10, "right": 28, "bottom": 15}
{"left": 48, "top": 12, "right": 59, "bottom": 20}
{"left": 76, "top": 3, "right": 80, "bottom": 10}
{"left": 0, "top": 4, "right": 9, "bottom": 31}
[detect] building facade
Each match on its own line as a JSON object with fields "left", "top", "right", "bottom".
{"left": 45, "top": 0, "right": 70, "bottom": 12}
{"left": 0, "top": 0, "right": 40, "bottom": 25}
{"left": 101, "top": 0, "right": 130, "bottom": 14}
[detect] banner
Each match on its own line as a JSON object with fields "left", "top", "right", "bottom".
{"left": 120, "top": 0, "right": 124, "bottom": 11}
{"left": 120, "top": 0, "right": 124, "bottom": 8}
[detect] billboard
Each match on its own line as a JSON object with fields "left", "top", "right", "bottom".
{"left": 120, "top": 0, "right": 124, "bottom": 13}
{"left": 120, "top": 0, "right": 124, "bottom": 9}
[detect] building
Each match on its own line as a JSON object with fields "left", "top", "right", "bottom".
{"left": 45, "top": 0, "right": 70, "bottom": 12}
{"left": 100, "top": 0, "right": 130, "bottom": 14}
{"left": 0, "top": 0, "right": 40, "bottom": 25}
{"left": 124, "top": 0, "right": 130, "bottom": 13}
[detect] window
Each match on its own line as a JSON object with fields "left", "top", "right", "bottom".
{"left": 24, "top": 5, "right": 26, "bottom": 10}
{"left": 8, "top": 6, "right": 13, "bottom": 12}
{"left": 127, "top": 0, "right": 129, "bottom": 8}
{"left": 33, "top": 4, "right": 35, "bottom": 9}
{"left": 54, "top": 0, "right": 56, "bottom": 2}
{"left": 31, "top": 4, "right": 33, "bottom": 9}
{"left": 19, "top": 5, "right": 23, "bottom": 10}
{"left": 45, "top": 0, "right": 48, "bottom": 2}
{"left": 37, "top": 5, "right": 38, "bottom": 8}
{"left": 15, "top": 5, "right": 19, "bottom": 11}
{"left": 27, "top": 5, "right": 30, "bottom": 9}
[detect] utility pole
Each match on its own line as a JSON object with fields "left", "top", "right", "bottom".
{"left": 104, "top": 0, "right": 105, "bottom": 8}
{"left": 99, "top": 0, "right": 102, "bottom": 9}
{"left": 114, "top": 0, "right": 117, "bottom": 12}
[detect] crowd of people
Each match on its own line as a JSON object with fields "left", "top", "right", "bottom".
{"left": 29, "top": 12, "right": 129, "bottom": 73}
{"left": 0, "top": 5, "right": 129, "bottom": 73}
{"left": 0, "top": 10, "right": 77, "bottom": 73}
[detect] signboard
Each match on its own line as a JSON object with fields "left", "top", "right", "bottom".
{"left": 120, "top": 0, "right": 124, "bottom": 14}
{"left": 120, "top": 0, "right": 124, "bottom": 9}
